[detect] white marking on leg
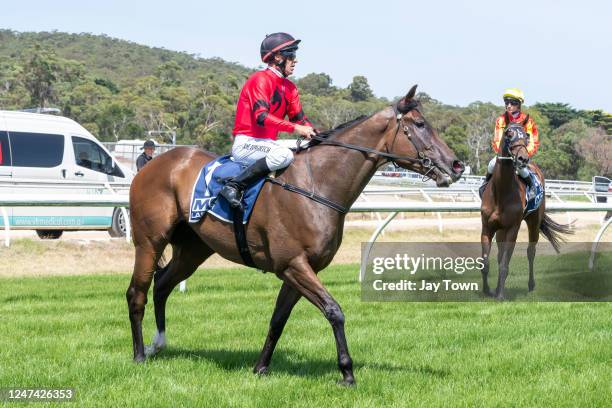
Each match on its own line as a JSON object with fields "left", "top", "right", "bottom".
{"left": 145, "top": 330, "right": 166, "bottom": 357}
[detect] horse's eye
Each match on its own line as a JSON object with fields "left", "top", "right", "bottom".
{"left": 415, "top": 121, "right": 425, "bottom": 128}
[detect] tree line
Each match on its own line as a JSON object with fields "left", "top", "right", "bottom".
{"left": 0, "top": 30, "right": 610, "bottom": 179}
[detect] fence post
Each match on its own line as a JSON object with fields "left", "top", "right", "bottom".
{"left": 359, "top": 211, "right": 399, "bottom": 282}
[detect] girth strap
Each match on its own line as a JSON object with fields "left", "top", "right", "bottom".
{"left": 231, "top": 206, "right": 256, "bottom": 267}
{"left": 266, "top": 177, "right": 349, "bottom": 214}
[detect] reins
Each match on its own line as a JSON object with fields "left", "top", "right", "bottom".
{"left": 499, "top": 128, "right": 530, "bottom": 170}
{"left": 270, "top": 104, "right": 437, "bottom": 213}
{"left": 266, "top": 177, "right": 349, "bottom": 214}
{"left": 305, "top": 129, "right": 429, "bottom": 166}
{"left": 299, "top": 105, "right": 432, "bottom": 169}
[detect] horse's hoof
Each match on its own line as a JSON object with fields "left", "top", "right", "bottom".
{"left": 528, "top": 283, "right": 535, "bottom": 292}
{"left": 133, "top": 355, "right": 146, "bottom": 363}
{"left": 145, "top": 344, "right": 163, "bottom": 357}
{"left": 495, "top": 295, "right": 505, "bottom": 301}
{"left": 253, "top": 365, "right": 269, "bottom": 376}
{"left": 483, "top": 289, "right": 493, "bottom": 297}
{"left": 337, "top": 377, "right": 356, "bottom": 387}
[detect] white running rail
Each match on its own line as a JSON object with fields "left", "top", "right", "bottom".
{"left": 1, "top": 195, "right": 610, "bottom": 285}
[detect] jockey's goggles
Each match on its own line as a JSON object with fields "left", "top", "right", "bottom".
{"left": 278, "top": 45, "right": 298, "bottom": 60}
{"left": 279, "top": 50, "right": 297, "bottom": 60}
{"left": 504, "top": 98, "right": 521, "bottom": 106}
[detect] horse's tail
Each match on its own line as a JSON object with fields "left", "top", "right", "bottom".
{"left": 540, "top": 213, "right": 574, "bottom": 253}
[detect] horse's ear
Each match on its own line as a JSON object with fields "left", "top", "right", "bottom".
{"left": 405, "top": 84, "right": 418, "bottom": 100}
{"left": 397, "top": 85, "right": 419, "bottom": 113}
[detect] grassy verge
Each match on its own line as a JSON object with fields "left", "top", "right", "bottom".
{"left": 1, "top": 264, "right": 610, "bottom": 407}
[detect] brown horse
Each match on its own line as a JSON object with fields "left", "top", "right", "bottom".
{"left": 126, "top": 85, "right": 465, "bottom": 385}
{"left": 480, "top": 123, "right": 572, "bottom": 300}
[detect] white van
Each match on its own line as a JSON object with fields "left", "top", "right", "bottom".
{"left": 0, "top": 110, "right": 134, "bottom": 238}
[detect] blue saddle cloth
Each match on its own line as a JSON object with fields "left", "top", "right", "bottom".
{"left": 188, "top": 155, "right": 266, "bottom": 224}
{"left": 523, "top": 171, "right": 544, "bottom": 217}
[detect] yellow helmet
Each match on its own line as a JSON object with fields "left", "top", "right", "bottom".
{"left": 503, "top": 88, "right": 525, "bottom": 104}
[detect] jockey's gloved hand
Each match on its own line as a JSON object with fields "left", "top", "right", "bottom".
{"left": 295, "top": 124, "right": 316, "bottom": 139}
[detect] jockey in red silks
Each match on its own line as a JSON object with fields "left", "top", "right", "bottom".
{"left": 480, "top": 88, "right": 540, "bottom": 199}
{"left": 219, "top": 32, "right": 316, "bottom": 208}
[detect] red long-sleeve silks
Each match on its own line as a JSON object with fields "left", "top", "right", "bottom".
{"left": 232, "top": 68, "right": 312, "bottom": 140}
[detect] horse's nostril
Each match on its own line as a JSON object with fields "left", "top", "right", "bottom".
{"left": 452, "top": 160, "right": 465, "bottom": 174}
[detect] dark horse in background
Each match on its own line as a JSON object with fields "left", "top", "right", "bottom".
{"left": 480, "top": 123, "right": 573, "bottom": 300}
{"left": 126, "top": 85, "right": 465, "bottom": 385}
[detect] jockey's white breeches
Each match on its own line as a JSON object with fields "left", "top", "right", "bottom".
{"left": 487, "top": 156, "right": 529, "bottom": 178}
{"left": 231, "top": 135, "right": 294, "bottom": 171}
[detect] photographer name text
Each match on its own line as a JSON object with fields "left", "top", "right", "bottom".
{"left": 372, "top": 279, "right": 479, "bottom": 292}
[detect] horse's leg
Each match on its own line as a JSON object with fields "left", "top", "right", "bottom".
{"left": 494, "top": 227, "right": 519, "bottom": 300}
{"left": 127, "top": 242, "right": 165, "bottom": 362}
{"left": 480, "top": 227, "right": 495, "bottom": 297}
{"left": 253, "top": 282, "right": 301, "bottom": 375}
{"left": 280, "top": 256, "right": 355, "bottom": 386}
{"left": 526, "top": 216, "right": 540, "bottom": 292}
{"left": 148, "top": 239, "right": 214, "bottom": 357}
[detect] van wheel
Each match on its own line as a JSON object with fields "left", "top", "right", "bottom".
{"left": 36, "top": 230, "right": 63, "bottom": 239}
{"left": 108, "top": 208, "right": 127, "bottom": 237}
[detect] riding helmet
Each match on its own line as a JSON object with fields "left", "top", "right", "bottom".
{"left": 503, "top": 88, "right": 525, "bottom": 104}
{"left": 260, "top": 33, "right": 301, "bottom": 63}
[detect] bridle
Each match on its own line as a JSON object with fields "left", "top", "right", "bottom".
{"left": 389, "top": 103, "right": 435, "bottom": 181}
{"left": 299, "top": 103, "right": 436, "bottom": 179}
{"left": 272, "top": 103, "right": 442, "bottom": 214}
{"left": 500, "top": 125, "right": 530, "bottom": 172}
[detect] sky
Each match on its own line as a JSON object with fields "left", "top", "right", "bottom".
{"left": 1, "top": 0, "right": 611, "bottom": 111}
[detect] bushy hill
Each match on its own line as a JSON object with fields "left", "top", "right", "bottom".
{"left": 0, "top": 29, "right": 609, "bottom": 178}
{"left": 0, "top": 29, "right": 251, "bottom": 87}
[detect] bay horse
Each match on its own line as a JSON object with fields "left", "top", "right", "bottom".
{"left": 480, "top": 123, "right": 572, "bottom": 300}
{"left": 126, "top": 85, "right": 465, "bottom": 385}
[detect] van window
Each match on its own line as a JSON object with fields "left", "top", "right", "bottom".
{"left": 9, "top": 132, "right": 64, "bottom": 167}
{"left": 72, "top": 136, "right": 124, "bottom": 177}
{"left": 0, "top": 131, "right": 10, "bottom": 166}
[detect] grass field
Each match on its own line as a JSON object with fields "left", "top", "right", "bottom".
{"left": 1, "top": 264, "right": 611, "bottom": 407}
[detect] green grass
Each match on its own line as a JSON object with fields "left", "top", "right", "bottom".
{"left": 1, "top": 265, "right": 611, "bottom": 407}
{"left": 563, "top": 195, "right": 594, "bottom": 202}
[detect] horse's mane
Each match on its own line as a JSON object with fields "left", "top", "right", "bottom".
{"left": 315, "top": 115, "right": 370, "bottom": 139}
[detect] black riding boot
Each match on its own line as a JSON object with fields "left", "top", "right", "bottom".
{"left": 219, "top": 158, "right": 271, "bottom": 209}
{"left": 479, "top": 173, "right": 492, "bottom": 198}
